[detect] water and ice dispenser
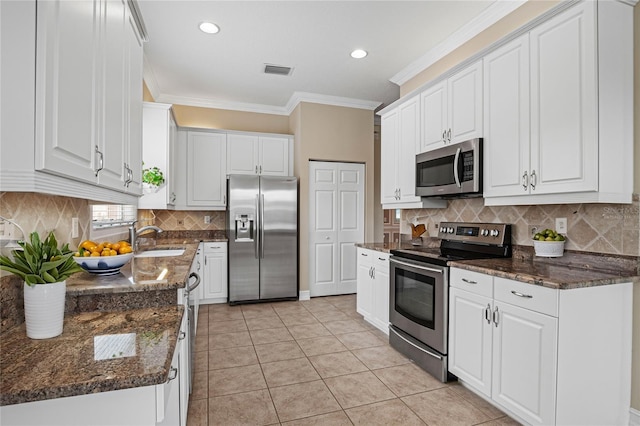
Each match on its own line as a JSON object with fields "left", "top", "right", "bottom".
{"left": 234, "top": 214, "right": 255, "bottom": 242}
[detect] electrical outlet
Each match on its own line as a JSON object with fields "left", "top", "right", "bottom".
{"left": 555, "top": 217, "right": 567, "bottom": 234}
{"left": 204, "top": 215, "right": 211, "bottom": 224}
{"left": 0, "top": 222, "right": 15, "bottom": 241}
{"left": 71, "top": 217, "right": 79, "bottom": 238}
{"left": 529, "top": 225, "right": 541, "bottom": 237}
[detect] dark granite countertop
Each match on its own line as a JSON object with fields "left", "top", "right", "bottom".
{"left": 356, "top": 242, "right": 639, "bottom": 290}
{"left": 0, "top": 305, "right": 184, "bottom": 406}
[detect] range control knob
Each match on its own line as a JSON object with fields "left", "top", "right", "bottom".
{"left": 448, "top": 227, "right": 455, "bottom": 234}
{"left": 490, "top": 229, "right": 500, "bottom": 237}
{"left": 481, "top": 229, "right": 489, "bottom": 237}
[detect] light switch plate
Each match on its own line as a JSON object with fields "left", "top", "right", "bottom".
{"left": 71, "top": 217, "right": 79, "bottom": 238}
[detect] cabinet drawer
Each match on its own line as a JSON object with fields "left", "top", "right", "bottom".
{"left": 373, "top": 252, "right": 390, "bottom": 273}
{"left": 450, "top": 268, "right": 493, "bottom": 298}
{"left": 494, "top": 277, "right": 558, "bottom": 317}
{"left": 203, "top": 242, "right": 227, "bottom": 253}
{"left": 357, "top": 248, "right": 374, "bottom": 266}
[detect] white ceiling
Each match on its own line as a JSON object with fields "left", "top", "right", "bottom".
{"left": 138, "top": 1, "right": 516, "bottom": 115}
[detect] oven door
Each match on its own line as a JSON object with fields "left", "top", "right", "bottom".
{"left": 389, "top": 256, "right": 448, "bottom": 354}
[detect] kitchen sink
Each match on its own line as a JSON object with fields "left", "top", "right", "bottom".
{"left": 134, "top": 248, "right": 186, "bottom": 258}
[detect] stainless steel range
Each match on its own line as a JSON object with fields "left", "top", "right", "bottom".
{"left": 389, "top": 222, "right": 512, "bottom": 382}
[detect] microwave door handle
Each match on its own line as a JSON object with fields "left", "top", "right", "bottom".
{"left": 453, "top": 147, "right": 462, "bottom": 188}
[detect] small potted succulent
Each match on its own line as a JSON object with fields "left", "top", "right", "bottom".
{"left": 142, "top": 164, "right": 165, "bottom": 193}
{"left": 0, "top": 231, "right": 83, "bottom": 339}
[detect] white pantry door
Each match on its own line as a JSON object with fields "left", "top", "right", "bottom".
{"left": 309, "top": 161, "right": 364, "bottom": 297}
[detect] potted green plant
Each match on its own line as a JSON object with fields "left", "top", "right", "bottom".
{"left": 142, "top": 164, "right": 165, "bottom": 193}
{"left": 0, "top": 231, "right": 83, "bottom": 339}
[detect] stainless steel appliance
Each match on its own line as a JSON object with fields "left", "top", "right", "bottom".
{"left": 416, "top": 138, "right": 482, "bottom": 198}
{"left": 227, "top": 175, "right": 298, "bottom": 304}
{"left": 389, "top": 222, "right": 511, "bottom": 382}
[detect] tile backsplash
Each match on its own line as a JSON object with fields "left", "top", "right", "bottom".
{"left": 402, "top": 195, "right": 640, "bottom": 256}
{"left": 138, "top": 209, "right": 226, "bottom": 231}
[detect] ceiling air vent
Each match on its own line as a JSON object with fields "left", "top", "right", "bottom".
{"left": 264, "top": 64, "right": 293, "bottom": 76}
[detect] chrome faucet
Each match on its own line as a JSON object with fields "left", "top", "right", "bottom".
{"left": 128, "top": 221, "right": 163, "bottom": 251}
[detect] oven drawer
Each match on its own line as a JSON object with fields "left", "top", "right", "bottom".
{"left": 450, "top": 268, "right": 493, "bottom": 298}
{"left": 494, "top": 277, "right": 558, "bottom": 317}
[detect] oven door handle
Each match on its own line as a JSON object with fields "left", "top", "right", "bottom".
{"left": 390, "top": 258, "right": 444, "bottom": 274}
{"left": 389, "top": 327, "right": 442, "bottom": 360}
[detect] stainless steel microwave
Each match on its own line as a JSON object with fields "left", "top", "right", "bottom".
{"left": 415, "top": 138, "right": 482, "bottom": 198}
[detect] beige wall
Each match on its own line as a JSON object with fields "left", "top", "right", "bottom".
{"left": 172, "top": 105, "right": 290, "bottom": 134}
{"left": 289, "top": 102, "right": 375, "bottom": 293}
{"left": 400, "top": 0, "right": 640, "bottom": 412}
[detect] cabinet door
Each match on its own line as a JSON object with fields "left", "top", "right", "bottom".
{"left": 448, "top": 288, "right": 493, "bottom": 397}
{"left": 98, "top": 0, "right": 128, "bottom": 191}
{"left": 530, "top": 2, "right": 597, "bottom": 195}
{"left": 380, "top": 110, "right": 399, "bottom": 205}
{"left": 167, "top": 114, "right": 177, "bottom": 205}
{"left": 483, "top": 35, "right": 530, "bottom": 198}
{"left": 420, "top": 81, "right": 447, "bottom": 152}
{"left": 397, "top": 96, "right": 420, "bottom": 202}
{"left": 203, "top": 252, "right": 228, "bottom": 301}
{"left": 356, "top": 249, "right": 373, "bottom": 318}
{"left": 35, "top": 0, "right": 100, "bottom": 183}
{"left": 187, "top": 132, "right": 227, "bottom": 207}
{"left": 124, "top": 12, "right": 143, "bottom": 194}
{"left": 492, "top": 302, "right": 557, "bottom": 426}
{"left": 259, "top": 136, "right": 289, "bottom": 176}
{"left": 448, "top": 61, "right": 483, "bottom": 144}
{"left": 373, "top": 267, "right": 389, "bottom": 331}
{"left": 178, "top": 312, "right": 189, "bottom": 426}
{"left": 227, "top": 134, "right": 258, "bottom": 175}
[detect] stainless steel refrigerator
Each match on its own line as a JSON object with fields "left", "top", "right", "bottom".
{"left": 227, "top": 175, "right": 298, "bottom": 303}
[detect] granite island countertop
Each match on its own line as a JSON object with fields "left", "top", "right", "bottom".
{"left": 0, "top": 305, "right": 184, "bottom": 406}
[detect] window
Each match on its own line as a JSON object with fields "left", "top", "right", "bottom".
{"left": 91, "top": 204, "right": 137, "bottom": 229}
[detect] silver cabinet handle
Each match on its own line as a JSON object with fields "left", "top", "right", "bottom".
{"left": 493, "top": 306, "right": 499, "bottom": 327}
{"left": 168, "top": 367, "right": 178, "bottom": 381}
{"left": 442, "top": 130, "right": 446, "bottom": 144}
{"left": 484, "top": 304, "right": 492, "bottom": 324}
{"left": 522, "top": 172, "right": 529, "bottom": 191}
{"left": 378, "top": 257, "right": 386, "bottom": 261}
{"left": 530, "top": 170, "right": 537, "bottom": 190}
{"left": 178, "top": 331, "right": 186, "bottom": 341}
{"left": 259, "top": 165, "right": 262, "bottom": 174}
{"left": 128, "top": 166, "right": 133, "bottom": 186}
{"left": 255, "top": 165, "right": 258, "bottom": 174}
{"left": 361, "top": 252, "right": 368, "bottom": 256}
{"left": 397, "top": 188, "right": 401, "bottom": 199}
{"left": 197, "top": 260, "right": 201, "bottom": 271}
{"left": 94, "top": 146, "right": 103, "bottom": 176}
{"left": 223, "top": 194, "right": 226, "bottom": 204}
{"left": 461, "top": 278, "right": 478, "bottom": 284}
{"left": 511, "top": 290, "right": 533, "bottom": 299}
{"left": 447, "top": 128, "right": 452, "bottom": 142}
{"left": 372, "top": 267, "right": 375, "bottom": 279}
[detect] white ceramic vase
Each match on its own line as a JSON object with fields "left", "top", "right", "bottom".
{"left": 23, "top": 281, "right": 66, "bottom": 339}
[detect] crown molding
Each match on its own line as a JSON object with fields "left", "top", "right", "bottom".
{"left": 390, "top": 0, "right": 527, "bottom": 86}
{"left": 284, "top": 92, "right": 381, "bottom": 115}
{"left": 142, "top": 54, "right": 161, "bottom": 102}
{"left": 150, "top": 91, "right": 381, "bottom": 116}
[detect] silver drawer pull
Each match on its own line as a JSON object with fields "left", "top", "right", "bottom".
{"left": 511, "top": 290, "right": 533, "bottom": 299}
{"left": 378, "top": 257, "right": 387, "bottom": 261}
{"left": 361, "top": 253, "right": 368, "bottom": 256}
{"left": 461, "top": 278, "right": 478, "bottom": 284}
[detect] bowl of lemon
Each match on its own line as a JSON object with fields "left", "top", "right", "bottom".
{"left": 73, "top": 240, "right": 134, "bottom": 275}
{"left": 532, "top": 229, "right": 566, "bottom": 257}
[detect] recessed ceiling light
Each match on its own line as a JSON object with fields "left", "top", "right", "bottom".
{"left": 199, "top": 22, "right": 220, "bottom": 34}
{"left": 350, "top": 49, "right": 368, "bottom": 59}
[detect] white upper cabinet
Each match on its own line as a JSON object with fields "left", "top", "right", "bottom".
{"left": 529, "top": 1, "right": 598, "bottom": 195}
{"left": 227, "top": 133, "right": 291, "bottom": 176}
{"left": 187, "top": 131, "right": 227, "bottom": 208}
{"left": 483, "top": 35, "right": 530, "bottom": 198}
{"left": 420, "top": 61, "right": 482, "bottom": 153}
{"left": 484, "top": 0, "right": 633, "bottom": 205}
{"left": 139, "top": 103, "right": 175, "bottom": 209}
{"left": 2, "top": 0, "right": 145, "bottom": 204}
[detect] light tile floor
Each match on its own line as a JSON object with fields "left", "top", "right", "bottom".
{"left": 187, "top": 294, "right": 521, "bottom": 426}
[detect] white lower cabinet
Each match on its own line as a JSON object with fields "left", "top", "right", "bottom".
{"left": 201, "top": 242, "right": 228, "bottom": 304}
{"left": 449, "top": 268, "right": 632, "bottom": 426}
{"left": 356, "top": 248, "right": 390, "bottom": 334}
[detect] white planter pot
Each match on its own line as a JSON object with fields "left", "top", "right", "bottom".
{"left": 23, "top": 281, "right": 66, "bottom": 339}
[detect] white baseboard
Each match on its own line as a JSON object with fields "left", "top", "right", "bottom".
{"left": 298, "top": 290, "right": 310, "bottom": 301}
{"left": 630, "top": 407, "right": 640, "bottom": 426}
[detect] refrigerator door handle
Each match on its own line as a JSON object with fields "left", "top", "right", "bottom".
{"left": 255, "top": 195, "right": 260, "bottom": 259}
{"left": 260, "top": 194, "right": 265, "bottom": 259}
